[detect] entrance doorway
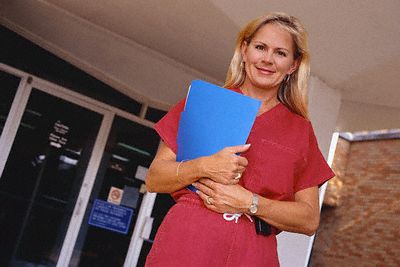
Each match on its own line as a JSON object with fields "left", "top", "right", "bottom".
{"left": 0, "top": 66, "right": 165, "bottom": 267}
{"left": 0, "top": 88, "right": 103, "bottom": 266}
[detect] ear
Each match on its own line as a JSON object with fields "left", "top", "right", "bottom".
{"left": 240, "top": 41, "right": 249, "bottom": 63}
{"left": 288, "top": 58, "right": 300, "bottom": 75}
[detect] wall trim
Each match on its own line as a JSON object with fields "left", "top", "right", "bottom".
{"left": 340, "top": 129, "right": 400, "bottom": 142}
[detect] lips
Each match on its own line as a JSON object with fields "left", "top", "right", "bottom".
{"left": 255, "top": 66, "right": 276, "bottom": 74}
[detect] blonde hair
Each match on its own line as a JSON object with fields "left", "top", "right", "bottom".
{"left": 224, "top": 12, "right": 310, "bottom": 119}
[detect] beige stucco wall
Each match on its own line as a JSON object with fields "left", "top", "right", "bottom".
{"left": 336, "top": 100, "right": 400, "bottom": 132}
{"left": 0, "top": 0, "right": 219, "bottom": 110}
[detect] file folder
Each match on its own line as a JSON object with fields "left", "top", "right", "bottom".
{"left": 176, "top": 80, "right": 261, "bottom": 191}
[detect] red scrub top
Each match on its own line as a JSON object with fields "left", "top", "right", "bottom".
{"left": 146, "top": 88, "right": 335, "bottom": 266}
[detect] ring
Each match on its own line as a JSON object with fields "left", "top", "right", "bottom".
{"left": 206, "top": 196, "right": 213, "bottom": 205}
{"left": 234, "top": 173, "right": 242, "bottom": 180}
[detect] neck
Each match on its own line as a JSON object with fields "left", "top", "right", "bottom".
{"left": 241, "top": 86, "right": 280, "bottom": 115}
{"left": 241, "top": 86, "right": 279, "bottom": 105}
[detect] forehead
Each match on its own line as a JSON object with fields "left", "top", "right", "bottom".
{"left": 252, "top": 23, "right": 294, "bottom": 51}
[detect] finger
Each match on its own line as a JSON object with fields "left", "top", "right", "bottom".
{"left": 198, "top": 178, "right": 216, "bottom": 189}
{"left": 196, "top": 190, "right": 213, "bottom": 205}
{"left": 231, "top": 178, "right": 240, "bottom": 185}
{"left": 228, "top": 176, "right": 241, "bottom": 185}
{"left": 192, "top": 181, "right": 214, "bottom": 196}
{"left": 195, "top": 189, "right": 206, "bottom": 200}
{"left": 196, "top": 191, "right": 223, "bottom": 213}
{"left": 237, "top": 156, "right": 249, "bottom": 167}
{"left": 227, "top": 144, "right": 251, "bottom": 154}
{"left": 235, "top": 165, "right": 246, "bottom": 173}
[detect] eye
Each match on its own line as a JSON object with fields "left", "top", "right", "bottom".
{"left": 254, "top": 44, "right": 265, "bottom": 51}
{"left": 277, "top": 50, "right": 287, "bottom": 57}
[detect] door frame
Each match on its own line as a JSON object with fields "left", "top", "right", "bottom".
{"left": 0, "top": 67, "right": 31, "bottom": 178}
{"left": 0, "top": 63, "right": 159, "bottom": 267}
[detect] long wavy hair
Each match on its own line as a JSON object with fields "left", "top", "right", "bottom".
{"left": 224, "top": 12, "right": 310, "bottom": 119}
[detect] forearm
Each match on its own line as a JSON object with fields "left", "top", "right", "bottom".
{"left": 146, "top": 143, "right": 249, "bottom": 193}
{"left": 253, "top": 195, "right": 320, "bottom": 236}
{"left": 145, "top": 157, "right": 205, "bottom": 193}
{"left": 193, "top": 178, "right": 319, "bottom": 235}
{"left": 228, "top": 186, "right": 320, "bottom": 236}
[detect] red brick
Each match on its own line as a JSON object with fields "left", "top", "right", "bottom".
{"left": 311, "top": 138, "right": 400, "bottom": 266}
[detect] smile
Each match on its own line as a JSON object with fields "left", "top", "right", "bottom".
{"left": 255, "top": 66, "right": 275, "bottom": 75}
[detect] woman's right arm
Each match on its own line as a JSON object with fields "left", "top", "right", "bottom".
{"left": 145, "top": 142, "right": 250, "bottom": 193}
{"left": 145, "top": 142, "right": 204, "bottom": 193}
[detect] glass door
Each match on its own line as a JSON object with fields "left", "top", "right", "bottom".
{"left": 69, "top": 116, "right": 159, "bottom": 267}
{"left": 0, "top": 88, "right": 103, "bottom": 266}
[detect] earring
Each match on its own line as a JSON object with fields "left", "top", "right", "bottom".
{"left": 282, "top": 74, "right": 291, "bottom": 91}
{"left": 285, "top": 74, "right": 291, "bottom": 84}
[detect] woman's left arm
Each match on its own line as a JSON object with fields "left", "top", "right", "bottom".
{"left": 256, "top": 187, "right": 320, "bottom": 236}
{"left": 193, "top": 179, "right": 320, "bottom": 236}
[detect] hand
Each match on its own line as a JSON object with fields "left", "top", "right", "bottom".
{"left": 201, "top": 144, "right": 250, "bottom": 185}
{"left": 193, "top": 178, "right": 253, "bottom": 214}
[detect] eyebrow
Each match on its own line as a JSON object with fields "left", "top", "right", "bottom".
{"left": 252, "top": 40, "right": 290, "bottom": 53}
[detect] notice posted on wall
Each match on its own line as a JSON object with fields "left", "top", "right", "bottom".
{"left": 49, "top": 120, "right": 69, "bottom": 149}
{"left": 88, "top": 199, "right": 134, "bottom": 234}
{"left": 107, "top": 186, "right": 123, "bottom": 205}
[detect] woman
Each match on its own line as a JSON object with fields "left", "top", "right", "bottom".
{"left": 145, "top": 12, "right": 335, "bottom": 266}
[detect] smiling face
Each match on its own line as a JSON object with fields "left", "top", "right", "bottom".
{"left": 241, "top": 23, "right": 299, "bottom": 94}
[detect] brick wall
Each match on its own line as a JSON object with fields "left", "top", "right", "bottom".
{"left": 310, "top": 137, "right": 400, "bottom": 267}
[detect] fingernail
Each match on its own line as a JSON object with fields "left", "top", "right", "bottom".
{"left": 195, "top": 190, "right": 199, "bottom": 194}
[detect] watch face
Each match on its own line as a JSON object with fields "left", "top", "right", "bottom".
{"left": 249, "top": 205, "right": 257, "bottom": 214}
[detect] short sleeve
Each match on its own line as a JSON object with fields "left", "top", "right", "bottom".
{"left": 294, "top": 122, "right": 336, "bottom": 193}
{"left": 153, "top": 99, "right": 186, "bottom": 154}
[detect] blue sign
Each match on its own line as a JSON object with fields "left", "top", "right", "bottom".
{"left": 88, "top": 199, "right": 134, "bottom": 234}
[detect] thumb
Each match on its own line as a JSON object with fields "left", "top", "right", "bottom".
{"left": 229, "top": 144, "right": 251, "bottom": 154}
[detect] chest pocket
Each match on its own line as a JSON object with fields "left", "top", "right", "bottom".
{"left": 248, "top": 138, "right": 304, "bottom": 199}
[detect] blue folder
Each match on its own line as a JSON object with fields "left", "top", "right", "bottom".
{"left": 176, "top": 80, "right": 261, "bottom": 192}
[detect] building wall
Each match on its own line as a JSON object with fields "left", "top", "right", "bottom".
{"left": 1, "top": 0, "right": 220, "bottom": 109}
{"left": 311, "top": 137, "right": 400, "bottom": 266}
{"left": 336, "top": 100, "right": 400, "bottom": 132}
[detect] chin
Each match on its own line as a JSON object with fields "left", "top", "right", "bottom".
{"left": 253, "top": 82, "right": 279, "bottom": 91}
{"left": 250, "top": 78, "right": 279, "bottom": 89}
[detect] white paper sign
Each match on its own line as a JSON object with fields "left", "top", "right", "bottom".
{"left": 135, "top": 165, "right": 148, "bottom": 181}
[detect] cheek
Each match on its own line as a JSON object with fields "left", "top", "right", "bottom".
{"left": 278, "top": 57, "right": 297, "bottom": 72}
{"left": 245, "top": 49, "right": 262, "bottom": 63}
{"left": 275, "top": 63, "right": 292, "bottom": 75}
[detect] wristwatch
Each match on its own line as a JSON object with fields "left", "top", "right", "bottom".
{"left": 248, "top": 193, "right": 259, "bottom": 214}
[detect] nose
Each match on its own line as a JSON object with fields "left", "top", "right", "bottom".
{"left": 262, "top": 50, "right": 273, "bottom": 64}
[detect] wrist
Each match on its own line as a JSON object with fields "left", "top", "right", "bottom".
{"left": 196, "top": 156, "right": 209, "bottom": 178}
{"left": 176, "top": 159, "right": 200, "bottom": 186}
{"left": 247, "top": 193, "right": 259, "bottom": 215}
{"left": 238, "top": 191, "right": 254, "bottom": 213}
